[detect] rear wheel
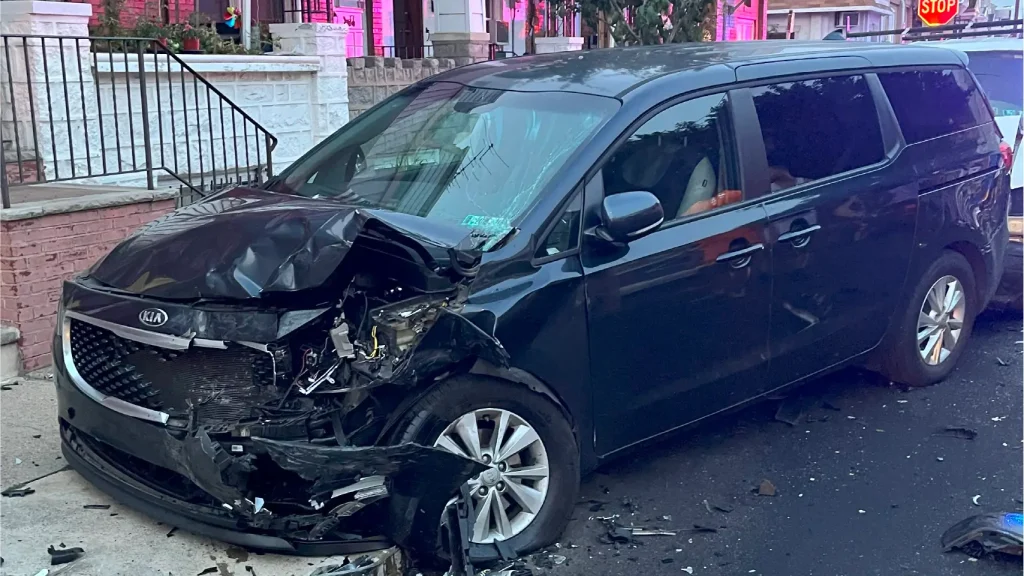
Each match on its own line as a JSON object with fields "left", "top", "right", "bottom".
{"left": 392, "top": 375, "right": 579, "bottom": 561}
{"left": 879, "top": 250, "right": 977, "bottom": 387}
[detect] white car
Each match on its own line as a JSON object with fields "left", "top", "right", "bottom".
{"left": 935, "top": 38, "right": 1023, "bottom": 308}
{"left": 934, "top": 38, "right": 1022, "bottom": 188}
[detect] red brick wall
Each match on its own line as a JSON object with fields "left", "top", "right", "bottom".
{"left": 74, "top": 0, "right": 197, "bottom": 28}
{"left": 0, "top": 200, "right": 175, "bottom": 372}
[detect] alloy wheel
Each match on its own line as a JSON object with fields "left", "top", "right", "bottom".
{"left": 433, "top": 408, "right": 550, "bottom": 544}
{"left": 918, "top": 275, "right": 967, "bottom": 366}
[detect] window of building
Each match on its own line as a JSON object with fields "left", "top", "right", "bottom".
{"left": 751, "top": 74, "right": 885, "bottom": 192}
{"left": 878, "top": 68, "right": 993, "bottom": 144}
{"left": 601, "top": 93, "right": 741, "bottom": 221}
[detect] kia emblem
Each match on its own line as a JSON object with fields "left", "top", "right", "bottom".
{"left": 139, "top": 308, "right": 169, "bottom": 327}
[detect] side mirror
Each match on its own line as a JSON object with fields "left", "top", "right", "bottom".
{"left": 599, "top": 191, "right": 664, "bottom": 243}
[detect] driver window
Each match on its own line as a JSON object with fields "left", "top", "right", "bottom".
{"left": 601, "top": 93, "right": 740, "bottom": 221}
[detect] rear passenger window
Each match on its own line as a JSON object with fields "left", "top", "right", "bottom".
{"left": 878, "top": 68, "right": 992, "bottom": 144}
{"left": 752, "top": 75, "right": 885, "bottom": 193}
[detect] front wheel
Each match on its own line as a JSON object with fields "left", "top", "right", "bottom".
{"left": 879, "top": 250, "right": 978, "bottom": 387}
{"left": 391, "top": 375, "right": 579, "bottom": 561}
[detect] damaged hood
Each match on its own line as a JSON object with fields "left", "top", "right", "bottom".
{"left": 86, "top": 187, "right": 484, "bottom": 301}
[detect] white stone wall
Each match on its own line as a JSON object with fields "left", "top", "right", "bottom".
{"left": 91, "top": 55, "right": 320, "bottom": 183}
{"left": 1, "top": 3, "right": 352, "bottom": 191}
{"left": 533, "top": 37, "right": 585, "bottom": 54}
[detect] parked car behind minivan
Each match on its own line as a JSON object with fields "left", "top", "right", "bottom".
{"left": 932, "top": 37, "right": 1022, "bottom": 308}
{"left": 54, "top": 42, "right": 1010, "bottom": 567}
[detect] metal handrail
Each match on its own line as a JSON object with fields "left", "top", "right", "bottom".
{"left": 1, "top": 34, "right": 278, "bottom": 208}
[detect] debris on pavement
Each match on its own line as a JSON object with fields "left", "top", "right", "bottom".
{"left": 756, "top": 480, "right": 777, "bottom": 497}
{"left": 630, "top": 528, "right": 677, "bottom": 537}
{"left": 47, "top": 545, "right": 84, "bottom": 565}
{"left": 166, "top": 527, "right": 178, "bottom": 538}
{"left": 774, "top": 397, "right": 809, "bottom": 426}
{"left": 82, "top": 504, "right": 110, "bottom": 510}
{"left": 934, "top": 426, "right": 978, "bottom": 440}
{"left": 691, "top": 524, "right": 719, "bottom": 533}
{"left": 197, "top": 568, "right": 219, "bottom": 576}
{"left": 996, "top": 357, "right": 1009, "bottom": 366}
{"left": 972, "top": 495, "right": 982, "bottom": 506}
{"left": 681, "top": 568, "right": 694, "bottom": 574}
{"left": 942, "top": 512, "right": 1023, "bottom": 558}
{"left": 1, "top": 486, "right": 35, "bottom": 497}
{"left": 704, "top": 499, "right": 733, "bottom": 514}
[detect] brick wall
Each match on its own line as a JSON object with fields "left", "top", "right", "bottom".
{"left": 347, "top": 56, "right": 458, "bottom": 118}
{"left": 0, "top": 199, "right": 175, "bottom": 371}
{"left": 71, "top": 0, "right": 196, "bottom": 28}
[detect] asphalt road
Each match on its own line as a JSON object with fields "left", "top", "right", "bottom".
{"left": 527, "top": 312, "right": 1023, "bottom": 576}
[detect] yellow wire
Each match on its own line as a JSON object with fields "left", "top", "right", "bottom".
{"left": 369, "top": 325, "right": 379, "bottom": 358}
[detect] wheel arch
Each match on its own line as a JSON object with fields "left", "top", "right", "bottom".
{"left": 376, "top": 359, "right": 587, "bottom": 462}
{"left": 946, "top": 240, "right": 989, "bottom": 304}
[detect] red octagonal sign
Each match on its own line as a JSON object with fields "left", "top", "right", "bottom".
{"left": 919, "top": 0, "right": 959, "bottom": 26}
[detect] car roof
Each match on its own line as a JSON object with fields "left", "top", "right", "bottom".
{"left": 926, "top": 37, "right": 1024, "bottom": 53}
{"left": 428, "top": 41, "right": 969, "bottom": 99}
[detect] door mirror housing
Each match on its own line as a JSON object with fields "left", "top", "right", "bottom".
{"left": 598, "top": 191, "right": 665, "bottom": 243}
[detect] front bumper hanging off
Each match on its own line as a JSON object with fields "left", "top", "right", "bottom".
{"left": 55, "top": 346, "right": 484, "bottom": 561}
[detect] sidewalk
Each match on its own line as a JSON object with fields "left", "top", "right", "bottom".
{"left": 0, "top": 378, "right": 398, "bottom": 576}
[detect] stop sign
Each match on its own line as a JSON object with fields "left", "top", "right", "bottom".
{"left": 918, "top": 0, "right": 959, "bottom": 26}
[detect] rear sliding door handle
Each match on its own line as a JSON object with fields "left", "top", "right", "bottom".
{"left": 716, "top": 243, "right": 764, "bottom": 268}
{"left": 778, "top": 225, "right": 822, "bottom": 244}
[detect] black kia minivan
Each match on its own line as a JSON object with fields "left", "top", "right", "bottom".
{"left": 54, "top": 42, "right": 1010, "bottom": 565}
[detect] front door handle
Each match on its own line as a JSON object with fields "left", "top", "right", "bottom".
{"left": 716, "top": 243, "right": 764, "bottom": 268}
{"left": 778, "top": 224, "right": 821, "bottom": 246}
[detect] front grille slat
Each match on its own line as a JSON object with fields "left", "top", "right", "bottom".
{"left": 69, "top": 319, "right": 279, "bottom": 425}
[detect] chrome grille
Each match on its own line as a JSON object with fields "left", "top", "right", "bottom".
{"left": 68, "top": 319, "right": 278, "bottom": 424}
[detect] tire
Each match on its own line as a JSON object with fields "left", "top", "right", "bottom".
{"left": 879, "top": 250, "right": 978, "bottom": 387}
{"left": 391, "top": 375, "right": 579, "bottom": 562}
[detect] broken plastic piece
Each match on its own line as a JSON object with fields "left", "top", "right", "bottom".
{"left": 1, "top": 486, "right": 35, "bottom": 497}
{"left": 47, "top": 545, "right": 84, "bottom": 565}
{"left": 757, "top": 479, "right": 777, "bottom": 497}
{"left": 631, "top": 528, "right": 677, "bottom": 537}
{"left": 935, "top": 426, "right": 978, "bottom": 440}
{"left": 942, "top": 512, "right": 1023, "bottom": 558}
{"left": 331, "top": 322, "right": 356, "bottom": 359}
{"left": 82, "top": 504, "right": 110, "bottom": 510}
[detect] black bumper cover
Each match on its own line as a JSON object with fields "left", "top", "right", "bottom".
{"left": 55, "top": 359, "right": 484, "bottom": 557}
{"left": 991, "top": 241, "right": 1023, "bottom": 309}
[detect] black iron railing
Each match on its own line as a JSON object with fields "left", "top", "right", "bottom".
{"left": 0, "top": 35, "right": 277, "bottom": 208}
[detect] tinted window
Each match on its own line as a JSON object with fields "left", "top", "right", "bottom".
{"left": 752, "top": 75, "right": 885, "bottom": 193}
{"left": 602, "top": 94, "right": 740, "bottom": 220}
{"left": 963, "top": 51, "right": 1024, "bottom": 118}
{"left": 878, "top": 68, "right": 993, "bottom": 144}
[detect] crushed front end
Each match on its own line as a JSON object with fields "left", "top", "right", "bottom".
{"left": 53, "top": 188, "right": 505, "bottom": 559}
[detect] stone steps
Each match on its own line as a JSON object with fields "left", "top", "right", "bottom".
{"left": 1, "top": 324, "right": 21, "bottom": 382}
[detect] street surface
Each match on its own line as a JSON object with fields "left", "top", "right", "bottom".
{"left": 1, "top": 312, "right": 1021, "bottom": 576}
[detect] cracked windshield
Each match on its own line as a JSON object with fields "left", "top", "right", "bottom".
{"left": 271, "top": 82, "right": 617, "bottom": 248}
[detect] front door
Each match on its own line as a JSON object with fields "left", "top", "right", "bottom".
{"left": 393, "top": 0, "right": 424, "bottom": 57}
{"left": 583, "top": 92, "right": 773, "bottom": 455}
{"left": 744, "top": 73, "right": 917, "bottom": 388}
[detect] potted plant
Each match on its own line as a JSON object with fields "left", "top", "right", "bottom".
{"left": 134, "top": 18, "right": 167, "bottom": 50}
{"left": 180, "top": 23, "right": 202, "bottom": 52}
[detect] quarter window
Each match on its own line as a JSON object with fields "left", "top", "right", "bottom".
{"left": 601, "top": 93, "right": 741, "bottom": 221}
{"left": 878, "top": 68, "right": 993, "bottom": 144}
{"left": 537, "top": 191, "right": 582, "bottom": 257}
{"left": 751, "top": 74, "right": 885, "bottom": 193}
